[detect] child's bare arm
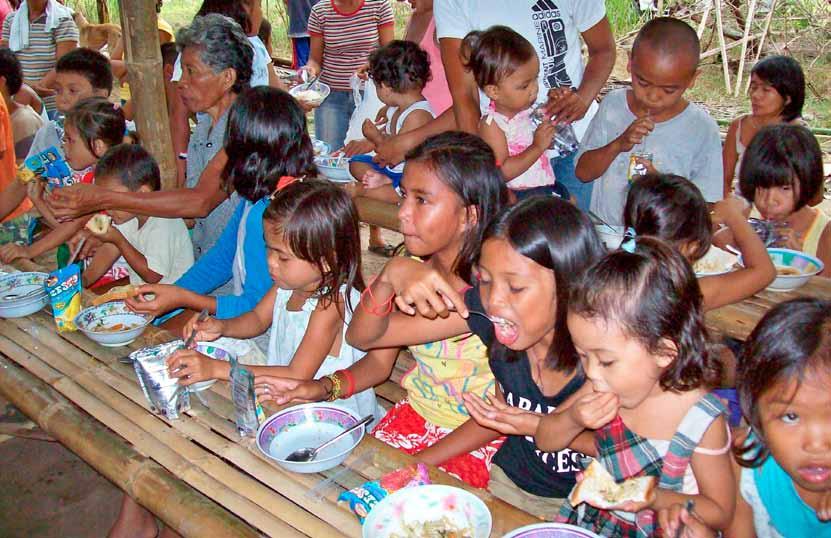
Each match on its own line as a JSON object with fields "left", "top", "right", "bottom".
{"left": 576, "top": 116, "right": 654, "bottom": 182}
{"left": 99, "top": 227, "right": 163, "bottom": 284}
{"left": 817, "top": 222, "right": 831, "bottom": 278}
{"left": 722, "top": 119, "right": 741, "bottom": 197}
{"left": 362, "top": 116, "right": 386, "bottom": 145}
{"left": 0, "top": 181, "right": 27, "bottom": 221}
{"left": 701, "top": 198, "right": 775, "bottom": 311}
{"left": 398, "top": 109, "right": 433, "bottom": 135}
{"left": 27, "top": 217, "right": 88, "bottom": 259}
{"left": 478, "top": 118, "right": 553, "bottom": 182}
{"left": 535, "top": 386, "right": 616, "bottom": 452}
{"left": 725, "top": 458, "right": 755, "bottom": 538}
{"left": 82, "top": 243, "right": 121, "bottom": 287}
{"left": 210, "top": 286, "right": 276, "bottom": 340}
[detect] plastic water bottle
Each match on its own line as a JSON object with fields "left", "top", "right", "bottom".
{"left": 530, "top": 106, "right": 579, "bottom": 156}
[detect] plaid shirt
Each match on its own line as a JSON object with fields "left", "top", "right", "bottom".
{"left": 557, "top": 393, "right": 726, "bottom": 537}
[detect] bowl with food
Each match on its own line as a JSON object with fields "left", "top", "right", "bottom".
{"left": 693, "top": 246, "right": 738, "bottom": 277}
{"left": 764, "top": 248, "right": 823, "bottom": 292}
{"left": 310, "top": 136, "right": 331, "bottom": 157}
{"left": 362, "top": 484, "right": 492, "bottom": 538}
{"left": 0, "top": 271, "right": 49, "bottom": 318}
{"left": 256, "top": 402, "right": 365, "bottom": 473}
{"left": 315, "top": 155, "right": 354, "bottom": 183}
{"left": 502, "top": 523, "right": 602, "bottom": 538}
{"left": 74, "top": 301, "right": 152, "bottom": 347}
{"left": 289, "top": 80, "right": 330, "bottom": 109}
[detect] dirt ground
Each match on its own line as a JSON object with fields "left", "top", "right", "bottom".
{"left": 0, "top": 225, "right": 401, "bottom": 537}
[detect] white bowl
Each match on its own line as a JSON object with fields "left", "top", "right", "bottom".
{"left": 315, "top": 155, "right": 354, "bottom": 183}
{"left": 594, "top": 224, "right": 626, "bottom": 251}
{"left": 739, "top": 248, "right": 824, "bottom": 292}
{"left": 187, "top": 342, "right": 234, "bottom": 391}
{"left": 310, "top": 137, "right": 331, "bottom": 156}
{"left": 289, "top": 80, "right": 331, "bottom": 108}
{"left": 0, "top": 271, "right": 49, "bottom": 318}
{"left": 256, "top": 402, "right": 365, "bottom": 473}
{"left": 502, "top": 522, "right": 602, "bottom": 538}
{"left": 362, "top": 485, "right": 492, "bottom": 538}
{"left": 74, "top": 301, "right": 151, "bottom": 347}
{"left": 693, "top": 246, "right": 738, "bottom": 277}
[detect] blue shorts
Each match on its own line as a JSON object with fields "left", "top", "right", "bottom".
{"left": 512, "top": 182, "right": 571, "bottom": 201}
{"left": 292, "top": 37, "right": 311, "bottom": 69}
{"left": 349, "top": 154, "right": 404, "bottom": 189}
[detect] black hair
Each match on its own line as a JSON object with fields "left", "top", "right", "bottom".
{"left": 624, "top": 174, "right": 712, "bottom": 262}
{"left": 461, "top": 25, "right": 536, "bottom": 88}
{"left": 263, "top": 179, "right": 365, "bottom": 311}
{"left": 0, "top": 47, "right": 23, "bottom": 94}
{"left": 258, "top": 18, "right": 272, "bottom": 47}
{"left": 632, "top": 17, "right": 700, "bottom": 71}
{"left": 404, "top": 131, "right": 509, "bottom": 283}
{"left": 368, "top": 40, "right": 431, "bottom": 93}
{"left": 55, "top": 48, "right": 114, "bottom": 93}
{"left": 570, "top": 237, "right": 721, "bottom": 392}
{"left": 160, "top": 42, "right": 179, "bottom": 66}
{"left": 223, "top": 86, "right": 317, "bottom": 201}
{"left": 64, "top": 97, "right": 126, "bottom": 158}
{"left": 738, "top": 124, "right": 823, "bottom": 212}
{"left": 751, "top": 55, "right": 805, "bottom": 122}
{"left": 95, "top": 144, "right": 161, "bottom": 192}
{"left": 485, "top": 196, "right": 605, "bottom": 372}
{"left": 735, "top": 298, "right": 831, "bottom": 467}
{"left": 196, "top": 0, "right": 252, "bottom": 34}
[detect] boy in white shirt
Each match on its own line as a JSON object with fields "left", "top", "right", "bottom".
{"left": 82, "top": 144, "right": 193, "bottom": 287}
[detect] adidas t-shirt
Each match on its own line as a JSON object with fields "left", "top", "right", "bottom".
{"left": 434, "top": 0, "right": 605, "bottom": 145}
{"left": 464, "top": 284, "right": 588, "bottom": 498}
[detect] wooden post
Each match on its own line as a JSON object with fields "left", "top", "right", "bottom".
{"left": 734, "top": 0, "right": 758, "bottom": 96}
{"left": 96, "top": 0, "right": 110, "bottom": 23}
{"left": 118, "top": 0, "right": 177, "bottom": 190}
{"left": 714, "top": 0, "right": 733, "bottom": 93}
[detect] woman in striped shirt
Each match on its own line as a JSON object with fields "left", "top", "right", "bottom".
{"left": 302, "top": 0, "right": 394, "bottom": 150}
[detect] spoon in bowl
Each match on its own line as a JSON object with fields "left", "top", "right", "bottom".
{"left": 284, "top": 414, "right": 373, "bottom": 463}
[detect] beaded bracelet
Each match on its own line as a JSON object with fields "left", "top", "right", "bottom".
{"left": 360, "top": 277, "right": 394, "bottom": 316}
{"left": 324, "top": 372, "right": 342, "bottom": 402}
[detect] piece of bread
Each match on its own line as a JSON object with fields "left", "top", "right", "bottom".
{"left": 569, "top": 460, "right": 657, "bottom": 509}
{"left": 91, "top": 285, "right": 139, "bottom": 307}
{"left": 85, "top": 213, "right": 112, "bottom": 235}
{"left": 17, "top": 165, "right": 37, "bottom": 184}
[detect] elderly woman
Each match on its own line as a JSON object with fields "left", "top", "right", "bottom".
{"left": 48, "top": 13, "right": 252, "bottom": 259}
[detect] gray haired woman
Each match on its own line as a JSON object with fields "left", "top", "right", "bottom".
{"left": 47, "top": 14, "right": 253, "bottom": 260}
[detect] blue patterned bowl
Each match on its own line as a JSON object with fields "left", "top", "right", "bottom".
{"left": 315, "top": 155, "right": 354, "bottom": 183}
{"left": 0, "top": 272, "right": 49, "bottom": 318}
{"left": 256, "top": 402, "right": 364, "bottom": 473}
{"left": 502, "top": 523, "right": 602, "bottom": 538}
{"left": 74, "top": 301, "right": 151, "bottom": 347}
{"left": 740, "top": 248, "right": 824, "bottom": 292}
{"left": 362, "top": 484, "right": 492, "bottom": 538}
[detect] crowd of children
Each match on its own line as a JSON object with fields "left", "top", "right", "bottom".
{"left": 0, "top": 2, "right": 828, "bottom": 536}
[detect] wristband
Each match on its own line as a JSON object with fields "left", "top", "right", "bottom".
{"left": 360, "top": 277, "right": 394, "bottom": 316}
{"left": 324, "top": 373, "right": 342, "bottom": 402}
{"left": 337, "top": 369, "right": 356, "bottom": 399}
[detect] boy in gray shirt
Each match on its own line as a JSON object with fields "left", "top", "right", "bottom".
{"left": 576, "top": 17, "right": 723, "bottom": 225}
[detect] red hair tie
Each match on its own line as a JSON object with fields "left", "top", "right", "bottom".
{"left": 271, "top": 176, "right": 304, "bottom": 199}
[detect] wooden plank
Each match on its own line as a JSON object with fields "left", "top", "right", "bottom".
{"left": 0, "top": 354, "right": 260, "bottom": 538}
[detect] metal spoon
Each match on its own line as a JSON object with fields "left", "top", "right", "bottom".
{"left": 284, "top": 415, "right": 373, "bottom": 463}
{"left": 183, "top": 308, "right": 209, "bottom": 350}
{"left": 2, "top": 287, "right": 45, "bottom": 301}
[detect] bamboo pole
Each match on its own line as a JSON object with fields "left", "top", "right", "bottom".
{"left": 117, "top": 0, "right": 177, "bottom": 189}
{"left": 96, "top": 0, "right": 110, "bottom": 23}
{"left": 0, "top": 322, "right": 343, "bottom": 537}
{"left": 700, "top": 32, "right": 762, "bottom": 60}
{"left": 0, "top": 354, "right": 259, "bottom": 538}
{"left": 743, "top": 0, "right": 778, "bottom": 95}
{"left": 714, "top": 0, "right": 733, "bottom": 93}
{"left": 734, "top": 0, "right": 759, "bottom": 96}
{"left": 697, "top": 0, "right": 713, "bottom": 38}
{"left": 0, "top": 331, "right": 310, "bottom": 537}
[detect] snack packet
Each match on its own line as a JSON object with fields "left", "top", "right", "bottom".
{"left": 338, "top": 463, "right": 431, "bottom": 523}
{"left": 230, "top": 357, "right": 265, "bottom": 437}
{"left": 45, "top": 264, "right": 82, "bottom": 332}
{"left": 23, "top": 146, "right": 72, "bottom": 189}
{"left": 130, "top": 340, "right": 191, "bottom": 419}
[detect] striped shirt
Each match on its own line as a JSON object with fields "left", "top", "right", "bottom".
{"left": 2, "top": 8, "right": 79, "bottom": 112}
{"left": 307, "top": 0, "right": 393, "bottom": 91}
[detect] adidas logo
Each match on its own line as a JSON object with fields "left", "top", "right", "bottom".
{"left": 532, "top": 0, "right": 559, "bottom": 12}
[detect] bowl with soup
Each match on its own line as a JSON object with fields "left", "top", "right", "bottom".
{"left": 740, "top": 248, "right": 823, "bottom": 292}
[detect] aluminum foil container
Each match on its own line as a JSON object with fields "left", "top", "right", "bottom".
{"left": 130, "top": 340, "right": 191, "bottom": 419}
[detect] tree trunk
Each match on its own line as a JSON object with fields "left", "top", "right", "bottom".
{"left": 117, "top": 0, "right": 177, "bottom": 190}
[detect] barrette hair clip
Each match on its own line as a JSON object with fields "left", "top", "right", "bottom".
{"left": 620, "top": 227, "right": 637, "bottom": 253}
{"left": 270, "top": 175, "right": 305, "bottom": 199}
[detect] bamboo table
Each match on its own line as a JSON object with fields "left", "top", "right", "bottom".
{"left": 0, "top": 261, "right": 537, "bottom": 537}
{"left": 705, "top": 276, "right": 831, "bottom": 341}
